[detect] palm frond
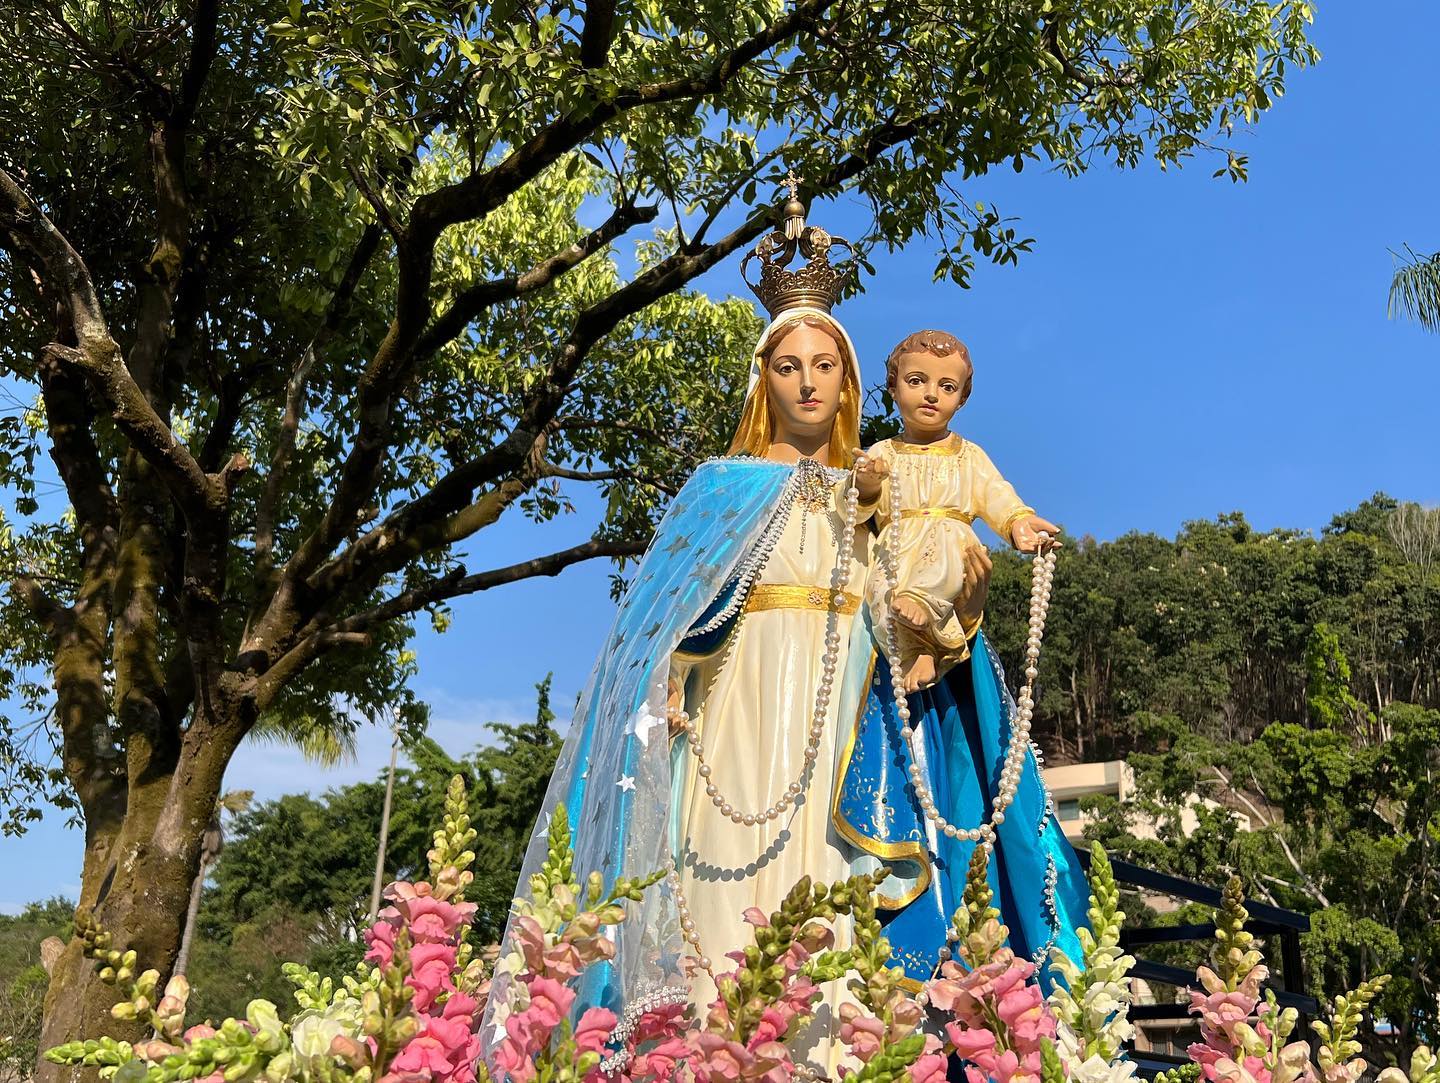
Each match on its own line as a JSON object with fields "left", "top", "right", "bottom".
{"left": 245, "top": 711, "right": 359, "bottom": 767}
{"left": 217, "top": 789, "right": 254, "bottom": 815}
{"left": 1388, "top": 245, "right": 1440, "bottom": 332}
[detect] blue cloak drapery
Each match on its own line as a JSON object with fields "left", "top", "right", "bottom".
{"left": 836, "top": 634, "right": 1089, "bottom": 985}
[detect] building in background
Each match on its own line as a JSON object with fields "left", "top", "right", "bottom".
{"left": 1041, "top": 759, "right": 1250, "bottom": 844}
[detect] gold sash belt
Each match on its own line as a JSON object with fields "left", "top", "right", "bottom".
{"left": 743, "top": 584, "right": 861, "bottom": 615}
{"left": 899, "top": 507, "right": 975, "bottom": 523}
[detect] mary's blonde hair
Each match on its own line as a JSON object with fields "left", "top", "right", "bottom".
{"left": 726, "top": 314, "right": 861, "bottom": 468}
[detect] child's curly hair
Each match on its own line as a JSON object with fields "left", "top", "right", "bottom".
{"left": 884, "top": 329, "right": 973, "bottom": 404}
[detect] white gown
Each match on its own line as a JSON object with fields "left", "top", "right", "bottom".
{"left": 669, "top": 486, "right": 873, "bottom": 1074}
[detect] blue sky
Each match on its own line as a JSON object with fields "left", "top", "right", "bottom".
{"left": 4, "top": 2, "right": 1439, "bottom": 910}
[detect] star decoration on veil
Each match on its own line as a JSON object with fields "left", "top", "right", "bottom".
{"left": 626, "top": 707, "right": 665, "bottom": 749}
{"left": 617, "top": 775, "right": 637, "bottom": 792}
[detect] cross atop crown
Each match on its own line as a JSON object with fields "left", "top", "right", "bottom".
{"left": 739, "top": 169, "right": 854, "bottom": 317}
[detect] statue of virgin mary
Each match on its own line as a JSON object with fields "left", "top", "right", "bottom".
{"left": 487, "top": 197, "right": 1089, "bottom": 1076}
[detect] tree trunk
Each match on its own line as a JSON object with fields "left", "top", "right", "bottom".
{"left": 35, "top": 716, "right": 234, "bottom": 1082}
{"left": 36, "top": 813, "right": 200, "bottom": 1081}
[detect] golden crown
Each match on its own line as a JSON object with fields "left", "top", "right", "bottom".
{"left": 741, "top": 172, "right": 855, "bottom": 317}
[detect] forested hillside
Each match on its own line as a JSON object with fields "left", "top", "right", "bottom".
{"left": 983, "top": 494, "right": 1439, "bottom": 1055}
{"left": 986, "top": 494, "right": 1437, "bottom": 759}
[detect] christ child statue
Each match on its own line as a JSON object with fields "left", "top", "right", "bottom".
{"left": 864, "top": 330, "right": 1058, "bottom": 692}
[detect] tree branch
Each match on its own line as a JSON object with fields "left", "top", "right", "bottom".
{"left": 350, "top": 535, "right": 648, "bottom": 629}
{"left": 0, "top": 168, "right": 216, "bottom": 520}
{"left": 413, "top": 0, "right": 837, "bottom": 237}
{"left": 542, "top": 463, "right": 680, "bottom": 497}
{"left": 37, "top": 345, "right": 120, "bottom": 539}
{"left": 1041, "top": 14, "right": 1139, "bottom": 91}
{"left": 276, "top": 0, "right": 837, "bottom": 595}
{"left": 254, "top": 535, "right": 645, "bottom": 709}
{"left": 254, "top": 223, "right": 384, "bottom": 581}
{"left": 347, "top": 161, "right": 406, "bottom": 241}
{"left": 578, "top": 0, "right": 617, "bottom": 68}
{"left": 299, "top": 106, "right": 932, "bottom": 612}
{"left": 10, "top": 576, "right": 70, "bottom": 636}
{"left": 1210, "top": 767, "right": 1331, "bottom": 908}
{"left": 413, "top": 200, "right": 658, "bottom": 359}
{"left": 174, "top": 0, "right": 220, "bottom": 131}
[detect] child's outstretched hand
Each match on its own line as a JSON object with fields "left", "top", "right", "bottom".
{"left": 1011, "top": 514, "right": 1061, "bottom": 554}
{"left": 853, "top": 454, "right": 889, "bottom": 503}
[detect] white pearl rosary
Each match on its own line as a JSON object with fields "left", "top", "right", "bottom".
{"left": 666, "top": 859, "right": 714, "bottom": 979}
{"left": 874, "top": 454, "right": 1058, "bottom": 846}
{"left": 662, "top": 453, "right": 1059, "bottom": 1010}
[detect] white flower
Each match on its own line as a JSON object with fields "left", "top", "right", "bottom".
{"left": 291, "top": 1008, "right": 353, "bottom": 1063}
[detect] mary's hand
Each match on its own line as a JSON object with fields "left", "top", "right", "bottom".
{"left": 667, "top": 676, "right": 686, "bottom": 737}
{"left": 954, "top": 545, "right": 993, "bottom": 632}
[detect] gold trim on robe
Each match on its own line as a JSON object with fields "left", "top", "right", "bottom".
{"left": 899, "top": 506, "right": 976, "bottom": 523}
{"left": 890, "top": 434, "right": 967, "bottom": 456}
{"left": 742, "top": 584, "right": 861, "bottom": 615}
{"left": 998, "top": 505, "right": 1037, "bottom": 541}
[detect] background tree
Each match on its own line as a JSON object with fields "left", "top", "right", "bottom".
{"left": 983, "top": 495, "right": 1440, "bottom": 758}
{"left": 192, "top": 679, "right": 560, "bottom": 1023}
{"left": 0, "top": 0, "right": 1317, "bottom": 1067}
{"left": 977, "top": 497, "right": 1440, "bottom": 1061}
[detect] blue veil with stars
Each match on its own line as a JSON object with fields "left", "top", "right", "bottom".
{"left": 483, "top": 456, "right": 799, "bottom": 1041}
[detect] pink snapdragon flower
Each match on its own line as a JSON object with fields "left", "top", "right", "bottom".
{"left": 1187, "top": 963, "right": 1274, "bottom": 1083}
{"left": 390, "top": 894, "right": 478, "bottom": 945}
{"left": 837, "top": 1004, "right": 887, "bottom": 1063}
{"left": 409, "top": 941, "right": 459, "bottom": 1013}
{"left": 365, "top": 918, "right": 398, "bottom": 969}
{"left": 388, "top": 1015, "right": 473, "bottom": 1078}
{"left": 363, "top": 867, "right": 489, "bottom": 1083}
{"left": 689, "top": 1032, "right": 791, "bottom": 1083}
{"left": 926, "top": 948, "right": 1055, "bottom": 1083}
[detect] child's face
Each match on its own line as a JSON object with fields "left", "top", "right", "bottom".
{"left": 891, "top": 350, "right": 970, "bottom": 432}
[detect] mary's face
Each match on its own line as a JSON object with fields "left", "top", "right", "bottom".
{"left": 763, "top": 321, "right": 846, "bottom": 442}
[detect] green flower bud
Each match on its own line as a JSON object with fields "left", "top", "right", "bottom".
{"left": 263, "top": 1051, "right": 295, "bottom": 1083}
{"left": 115, "top": 1060, "right": 149, "bottom": 1083}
